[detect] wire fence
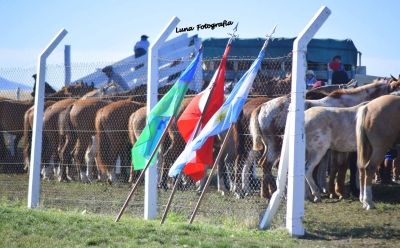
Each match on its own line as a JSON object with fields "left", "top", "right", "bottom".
{"left": 0, "top": 54, "right": 292, "bottom": 228}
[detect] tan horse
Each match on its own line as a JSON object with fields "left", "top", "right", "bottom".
{"left": 356, "top": 94, "right": 400, "bottom": 210}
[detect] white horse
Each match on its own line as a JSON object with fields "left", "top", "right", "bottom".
{"left": 246, "top": 79, "right": 400, "bottom": 199}
{"left": 304, "top": 101, "right": 369, "bottom": 202}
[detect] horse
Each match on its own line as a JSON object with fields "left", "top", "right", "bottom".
{"left": 22, "top": 83, "right": 97, "bottom": 176}
{"left": 126, "top": 96, "right": 215, "bottom": 188}
{"left": 248, "top": 79, "right": 400, "bottom": 199}
{"left": 43, "top": 81, "right": 95, "bottom": 101}
{"left": 240, "top": 84, "right": 352, "bottom": 198}
{"left": 303, "top": 101, "right": 369, "bottom": 202}
{"left": 23, "top": 100, "right": 56, "bottom": 173}
{"left": 58, "top": 98, "right": 112, "bottom": 183}
{"left": 249, "top": 73, "right": 292, "bottom": 98}
{"left": 0, "top": 97, "right": 33, "bottom": 168}
{"left": 127, "top": 98, "right": 194, "bottom": 189}
{"left": 356, "top": 94, "right": 400, "bottom": 210}
{"left": 226, "top": 97, "right": 272, "bottom": 198}
{"left": 94, "top": 98, "right": 146, "bottom": 183}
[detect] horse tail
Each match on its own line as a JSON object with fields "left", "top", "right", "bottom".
{"left": 23, "top": 107, "right": 33, "bottom": 171}
{"left": 356, "top": 105, "right": 371, "bottom": 167}
{"left": 95, "top": 108, "right": 111, "bottom": 174}
{"left": 249, "top": 104, "right": 264, "bottom": 151}
{"left": 59, "top": 104, "right": 73, "bottom": 137}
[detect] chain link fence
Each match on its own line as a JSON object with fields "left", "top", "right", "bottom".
{"left": 0, "top": 54, "right": 292, "bottom": 228}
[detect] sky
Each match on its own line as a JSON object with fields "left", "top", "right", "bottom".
{"left": 1, "top": 0, "right": 399, "bottom": 79}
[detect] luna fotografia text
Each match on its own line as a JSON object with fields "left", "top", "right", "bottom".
{"left": 176, "top": 20, "right": 234, "bottom": 33}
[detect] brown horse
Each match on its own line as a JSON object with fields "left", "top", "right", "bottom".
{"left": 356, "top": 94, "right": 400, "bottom": 209}
{"left": 249, "top": 73, "right": 292, "bottom": 98}
{"left": 44, "top": 81, "right": 95, "bottom": 101}
{"left": 22, "top": 83, "right": 97, "bottom": 176}
{"left": 58, "top": 98, "right": 112, "bottom": 182}
{"left": 127, "top": 97, "right": 193, "bottom": 189}
{"left": 230, "top": 97, "right": 272, "bottom": 197}
{"left": 0, "top": 97, "right": 33, "bottom": 168}
{"left": 23, "top": 100, "right": 56, "bottom": 173}
{"left": 94, "top": 98, "right": 146, "bottom": 183}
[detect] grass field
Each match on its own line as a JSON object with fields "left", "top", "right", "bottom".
{"left": 1, "top": 172, "right": 400, "bottom": 247}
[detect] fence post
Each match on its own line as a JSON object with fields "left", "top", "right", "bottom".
{"left": 286, "top": 6, "right": 331, "bottom": 236}
{"left": 145, "top": 16, "right": 180, "bottom": 220}
{"left": 28, "top": 29, "right": 68, "bottom": 208}
{"left": 16, "top": 87, "right": 20, "bottom": 100}
{"left": 64, "top": 45, "right": 71, "bottom": 86}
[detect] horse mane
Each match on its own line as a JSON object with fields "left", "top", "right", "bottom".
{"left": 327, "top": 81, "right": 388, "bottom": 99}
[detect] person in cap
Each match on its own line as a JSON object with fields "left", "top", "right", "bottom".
{"left": 305, "top": 70, "right": 317, "bottom": 90}
{"left": 330, "top": 55, "right": 349, "bottom": 85}
{"left": 101, "top": 66, "right": 130, "bottom": 91}
{"left": 134, "top": 35, "right": 150, "bottom": 58}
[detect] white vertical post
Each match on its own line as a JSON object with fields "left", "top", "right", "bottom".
{"left": 286, "top": 6, "right": 330, "bottom": 236}
{"left": 145, "top": 16, "right": 180, "bottom": 220}
{"left": 64, "top": 45, "right": 71, "bottom": 86}
{"left": 28, "top": 29, "right": 68, "bottom": 208}
{"left": 7, "top": 133, "right": 15, "bottom": 156}
{"left": 16, "top": 87, "right": 20, "bottom": 100}
{"left": 192, "top": 37, "right": 203, "bottom": 93}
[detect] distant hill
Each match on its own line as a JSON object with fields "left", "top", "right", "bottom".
{"left": 0, "top": 76, "right": 32, "bottom": 90}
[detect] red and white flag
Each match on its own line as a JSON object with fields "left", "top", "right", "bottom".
{"left": 174, "top": 43, "right": 231, "bottom": 181}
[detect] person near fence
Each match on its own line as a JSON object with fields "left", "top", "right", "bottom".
{"left": 134, "top": 35, "right": 150, "bottom": 59}
{"left": 376, "top": 147, "right": 398, "bottom": 185}
{"left": 101, "top": 66, "right": 130, "bottom": 91}
{"left": 31, "top": 74, "right": 57, "bottom": 97}
{"left": 312, "top": 80, "right": 325, "bottom": 89}
{"left": 305, "top": 70, "right": 317, "bottom": 89}
{"left": 329, "top": 55, "right": 349, "bottom": 85}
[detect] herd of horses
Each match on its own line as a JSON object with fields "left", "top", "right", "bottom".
{"left": 2, "top": 73, "right": 400, "bottom": 210}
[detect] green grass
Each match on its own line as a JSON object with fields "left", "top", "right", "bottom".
{"left": 0, "top": 205, "right": 298, "bottom": 248}
{"left": 2, "top": 173, "right": 400, "bottom": 247}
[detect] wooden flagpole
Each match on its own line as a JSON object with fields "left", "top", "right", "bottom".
{"left": 160, "top": 24, "right": 239, "bottom": 225}
{"left": 115, "top": 116, "right": 175, "bottom": 222}
{"left": 189, "top": 124, "right": 234, "bottom": 224}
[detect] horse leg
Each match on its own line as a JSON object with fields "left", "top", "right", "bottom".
{"left": 59, "top": 132, "right": 76, "bottom": 182}
{"left": 13, "top": 134, "right": 23, "bottom": 157}
{"left": 305, "top": 151, "right": 325, "bottom": 202}
{"left": 85, "top": 135, "right": 97, "bottom": 183}
{"left": 358, "top": 167, "right": 366, "bottom": 207}
{"left": 328, "top": 159, "right": 338, "bottom": 199}
{"left": 363, "top": 160, "right": 377, "bottom": 210}
{"left": 335, "top": 152, "right": 350, "bottom": 199}
{"left": 317, "top": 151, "right": 330, "bottom": 194}
{"left": 242, "top": 149, "right": 260, "bottom": 196}
{"left": 76, "top": 135, "right": 93, "bottom": 184}
{"left": 348, "top": 152, "right": 359, "bottom": 197}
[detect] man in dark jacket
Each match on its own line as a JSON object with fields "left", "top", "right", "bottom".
{"left": 330, "top": 55, "right": 349, "bottom": 85}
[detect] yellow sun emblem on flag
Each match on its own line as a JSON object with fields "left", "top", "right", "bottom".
{"left": 216, "top": 108, "right": 228, "bottom": 124}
